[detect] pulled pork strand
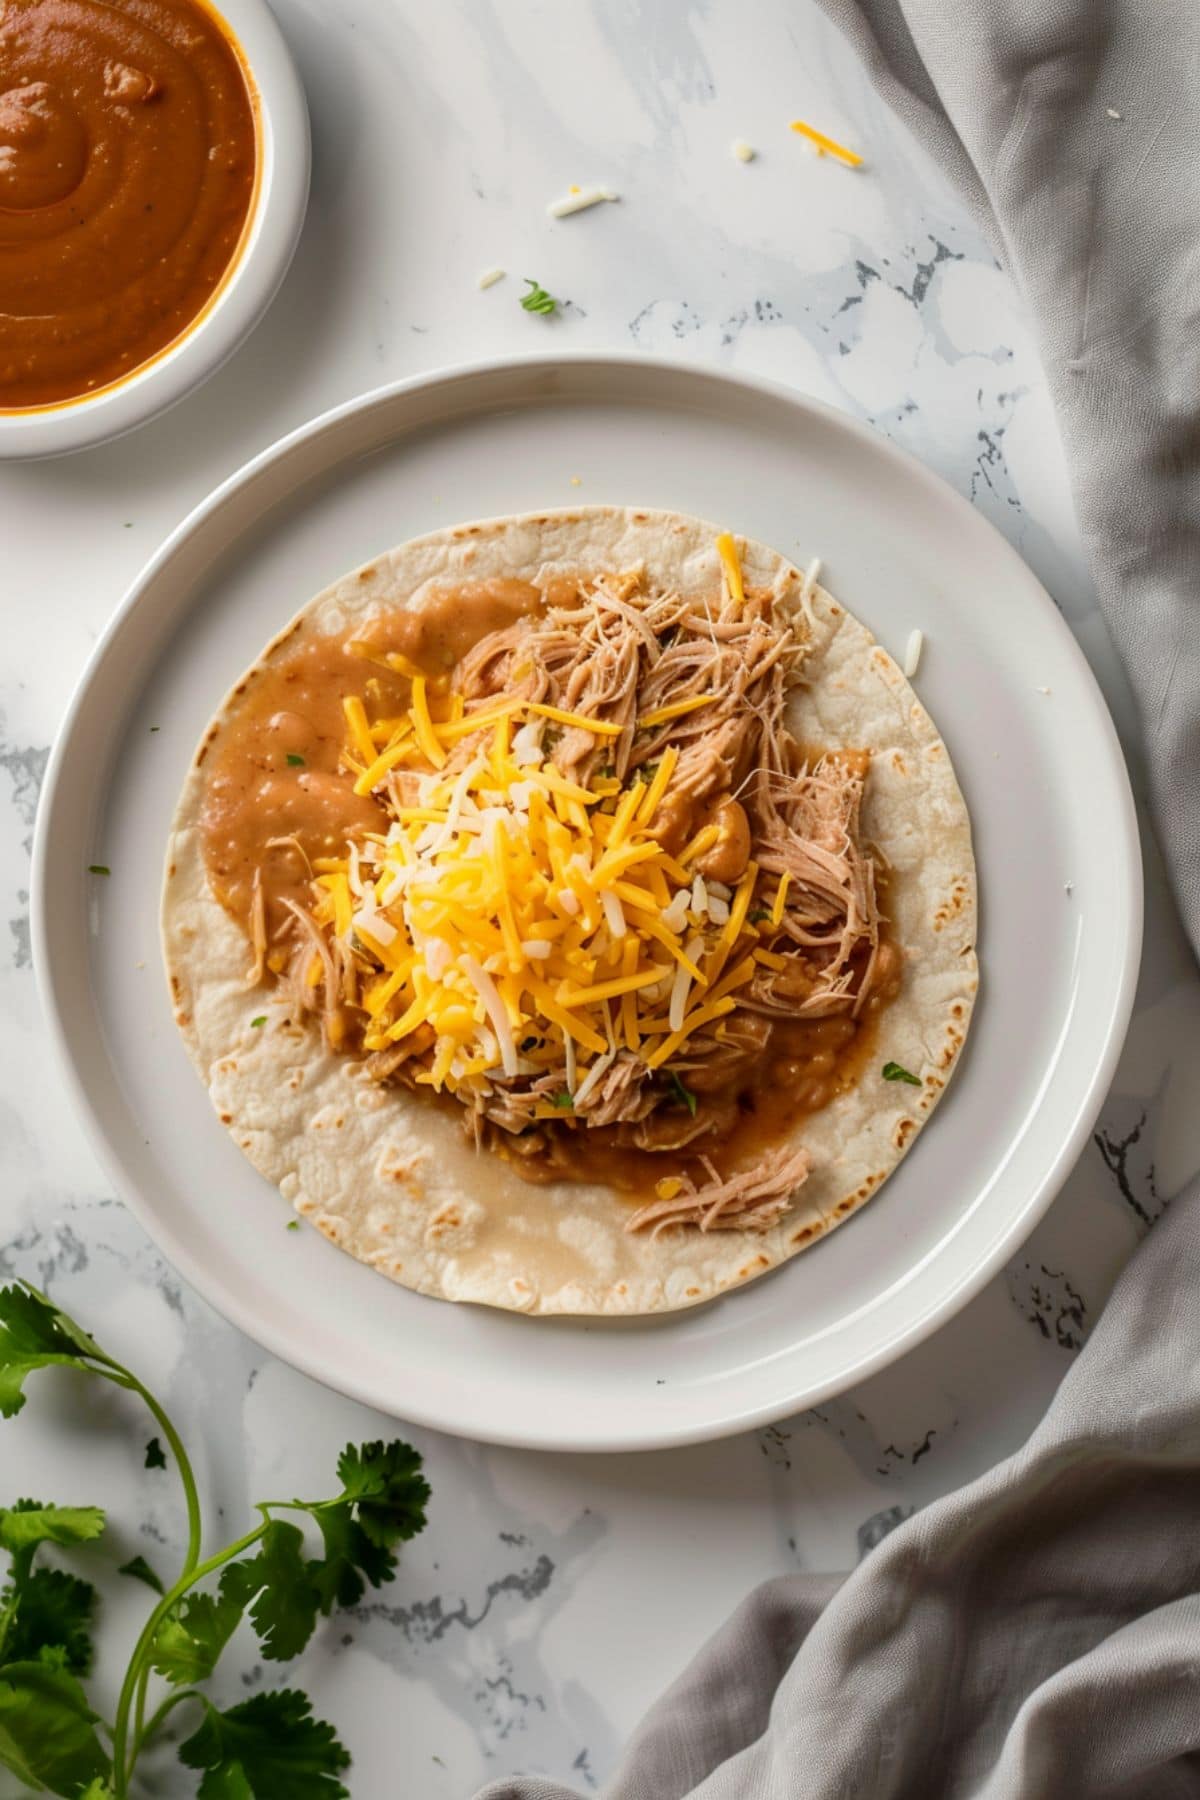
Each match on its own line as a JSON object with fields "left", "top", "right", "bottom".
{"left": 624, "top": 1144, "right": 813, "bottom": 1236}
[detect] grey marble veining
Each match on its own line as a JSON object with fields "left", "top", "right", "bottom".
{"left": 1, "top": 1, "right": 1197, "bottom": 1793}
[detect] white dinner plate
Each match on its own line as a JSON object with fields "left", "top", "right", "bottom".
{"left": 32, "top": 355, "right": 1141, "bottom": 1452}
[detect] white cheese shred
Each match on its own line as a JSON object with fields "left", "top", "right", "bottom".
{"left": 903, "top": 628, "right": 924, "bottom": 678}
{"left": 477, "top": 267, "right": 506, "bottom": 289}
{"left": 731, "top": 138, "right": 756, "bottom": 163}
{"left": 547, "top": 185, "right": 619, "bottom": 218}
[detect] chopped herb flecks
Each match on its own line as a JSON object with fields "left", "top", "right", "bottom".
{"left": 250, "top": 1016, "right": 266, "bottom": 1028}
{"left": 882, "top": 1061, "right": 921, "bottom": 1086}
{"left": 286, "top": 1220, "right": 301, "bottom": 1232}
{"left": 520, "top": 278, "right": 559, "bottom": 316}
{"left": 88, "top": 864, "right": 110, "bottom": 876}
{"left": 667, "top": 1071, "right": 699, "bottom": 1117}
{"left": 286, "top": 753, "right": 305, "bottom": 767}
{"left": 552, "top": 1091, "right": 574, "bottom": 1110}
{"left": 748, "top": 909, "right": 772, "bottom": 924}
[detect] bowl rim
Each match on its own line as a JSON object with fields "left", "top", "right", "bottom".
{"left": 0, "top": 0, "right": 310, "bottom": 460}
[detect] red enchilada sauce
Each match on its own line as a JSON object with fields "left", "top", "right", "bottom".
{"left": 0, "top": 0, "right": 257, "bottom": 409}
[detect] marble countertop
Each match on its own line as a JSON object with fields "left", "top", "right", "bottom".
{"left": 3, "top": 1, "right": 1199, "bottom": 1793}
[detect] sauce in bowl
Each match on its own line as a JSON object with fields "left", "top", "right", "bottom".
{"left": 0, "top": 0, "right": 258, "bottom": 410}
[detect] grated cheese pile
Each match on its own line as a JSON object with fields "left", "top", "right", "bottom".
{"left": 308, "top": 671, "right": 779, "bottom": 1117}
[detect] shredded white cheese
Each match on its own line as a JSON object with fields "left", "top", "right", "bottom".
{"left": 731, "top": 138, "right": 756, "bottom": 163}
{"left": 1106, "top": 108, "right": 1122, "bottom": 120}
{"left": 477, "top": 267, "right": 506, "bottom": 289}
{"left": 800, "top": 556, "right": 822, "bottom": 604}
{"left": 547, "top": 185, "right": 619, "bottom": 218}
{"left": 903, "top": 628, "right": 924, "bottom": 678}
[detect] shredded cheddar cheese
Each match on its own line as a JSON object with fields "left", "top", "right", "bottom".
{"left": 789, "top": 119, "right": 863, "bottom": 167}
{"left": 316, "top": 677, "right": 776, "bottom": 1108}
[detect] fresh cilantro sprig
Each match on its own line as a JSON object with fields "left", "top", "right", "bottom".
{"left": 0, "top": 1282, "right": 429, "bottom": 1798}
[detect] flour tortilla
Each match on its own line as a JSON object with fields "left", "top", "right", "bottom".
{"left": 163, "top": 508, "right": 978, "bottom": 1316}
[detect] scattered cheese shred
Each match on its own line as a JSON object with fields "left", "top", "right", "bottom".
{"left": 639, "top": 696, "right": 711, "bottom": 730}
{"left": 526, "top": 700, "right": 625, "bottom": 738}
{"left": 731, "top": 139, "right": 756, "bottom": 163}
{"left": 547, "top": 184, "right": 619, "bottom": 218}
{"left": 477, "top": 267, "right": 506, "bottom": 289}
{"left": 715, "top": 531, "right": 745, "bottom": 608}
{"left": 903, "top": 629, "right": 924, "bottom": 678}
{"left": 789, "top": 118, "right": 863, "bottom": 167}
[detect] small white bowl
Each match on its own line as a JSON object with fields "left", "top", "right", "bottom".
{"left": 0, "top": 0, "right": 309, "bottom": 461}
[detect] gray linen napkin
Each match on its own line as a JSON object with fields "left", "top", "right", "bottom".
{"left": 478, "top": 4, "right": 1200, "bottom": 1794}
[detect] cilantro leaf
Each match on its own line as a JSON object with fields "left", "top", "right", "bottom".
{"left": 118, "top": 1555, "right": 164, "bottom": 1596}
{"left": 179, "top": 1690, "right": 350, "bottom": 1799}
{"left": 0, "top": 1502, "right": 106, "bottom": 1555}
{"left": 286, "top": 754, "right": 306, "bottom": 767}
{"left": 0, "top": 1286, "right": 109, "bottom": 1420}
{"left": 0, "top": 1660, "right": 110, "bottom": 1796}
{"left": 224, "top": 1521, "right": 317, "bottom": 1663}
{"left": 306, "top": 1508, "right": 392, "bottom": 1617}
{"left": 552, "top": 1091, "right": 574, "bottom": 1110}
{"left": 144, "top": 1436, "right": 167, "bottom": 1470}
{"left": 2, "top": 1568, "right": 97, "bottom": 1674}
{"left": 151, "top": 1580, "right": 244, "bottom": 1686}
{"left": 882, "top": 1060, "right": 921, "bottom": 1086}
{"left": 329, "top": 1441, "right": 430, "bottom": 1552}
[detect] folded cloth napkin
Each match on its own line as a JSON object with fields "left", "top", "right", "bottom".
{"left": 478, "top": 1189, "right": 1200, "bottom": 1798}
{"left": 478, "top": 3, "right": 1200, "bottom": 1794}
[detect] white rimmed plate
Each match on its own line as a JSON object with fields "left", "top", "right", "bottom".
{"left": 32, "top": 355, "right": 1141, "bottom": 1451}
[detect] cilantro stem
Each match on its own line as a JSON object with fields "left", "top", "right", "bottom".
{"left": 111, "top": 1516, "right": 269, "bottom": 1794}
{"left": 120, "top": 1375, "right": 203, "bottom": 1575}
{"left": 131, "top": 1686, "right": 205, "bottom": 1761}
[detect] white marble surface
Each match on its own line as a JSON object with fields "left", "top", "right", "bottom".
{"left": 3, "top": 1, "right": 1199, "bottom": 1794}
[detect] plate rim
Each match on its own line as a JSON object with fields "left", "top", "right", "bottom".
{"left": 31, "top": 351, "right": 1144, "bottom": 1451}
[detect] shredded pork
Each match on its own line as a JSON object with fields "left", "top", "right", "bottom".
{"left": 261, "top": 562, "right": 886, "bottom": 1236}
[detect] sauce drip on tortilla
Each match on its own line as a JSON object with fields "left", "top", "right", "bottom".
{"left": 0, "top": 0, "right": 257, "bottom": 409}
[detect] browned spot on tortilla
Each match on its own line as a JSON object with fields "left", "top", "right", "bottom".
{"left": 357, "top": 566, "right": 377, "bottom": 582}
{"left": 318, "top": 1218, "right": 344, "bottom": 1244}
{"left": 195, "top": 744, "right": 208, "bottom": 766}
{"left": 791, "top": 1223, "right": 818, "bottom": 1245}
{"left": 892, "top": 751, "right": 907, "bottom": 773}
{"left": 927, "top": 742, "right": 943, "bottom": 758}
{"left": 685, "top": 1285, "right": 700, "bottom": 1297}
{"left": 893, "top": 1117, "right": 916, "bottom": 1149}
{"left": 170, "top": 974, "right": 181, "bottom": 997}
{"left": 234, "top": 681, "right": 248, "bottom": 696}
{"left": 175, "top": 1010, "right": 190, "bottom": 1027}
{"left": 934, "top": 880, "right": 970, "bottom": 930}
{"left": 219, "top": 1111, "right": 232, "bottom": 1124}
